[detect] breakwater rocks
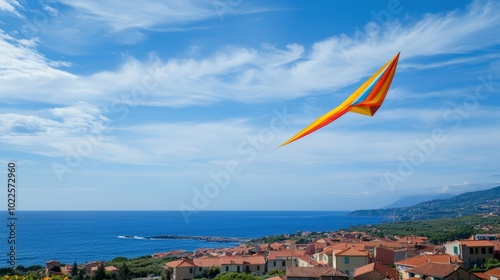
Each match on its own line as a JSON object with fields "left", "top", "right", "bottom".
{"left": 117, "top": 235, "right": 250, "bottom": 243}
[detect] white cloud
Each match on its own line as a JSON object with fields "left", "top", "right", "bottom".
{"left": 0, "top": 102, "right": 108, "bottom": 152}
{"left": 0, "top": 0, "right": 21, "bottom": 17}
{"left": 56, "top": 0, "right": 250, "bottom": 32}
{"left": 1, "top": 1, "right": 500, "bottom": 107}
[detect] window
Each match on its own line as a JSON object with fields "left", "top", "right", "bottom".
{"left": 453, "top": 246, "right": 458, "bottom": 254}
{"left": 481, "top": 247, "right": 486, "bottom": 254}
{"left": 470, "top": 248, "right": 474, "bottom": 254}
{"left": 273, "top": 261, "right": 276, "bottom": 266}
{"left": 489, "top": 248, "right": 493, "bottom": 254}
{"left": 344, "top": 257, "right": 350, "bottom": 264}
{"left": 246, "top": 266, "right": 249, "bottom": 271}
{"left": 189, "top": 268, "right": 193, "bottom": 273}
{"left": 226, "top": 266, "right": 229, "bottom": 272}
{"left": 237, "top": 266, "right": 240, "bottom": 273}
{"left": 257, "top": 266, "right": 260, "bottom": 271}
{"left": 282, "top": 261, "right": 286, "bottom": 266}
{"left": 199, "top": 268, "right": 202, "bottom": 272}
{"left": 475, "top": 248, "right": 478, "bottom": 254}
{"left": 409, "top": 273, "right": 415, "bottom": 277}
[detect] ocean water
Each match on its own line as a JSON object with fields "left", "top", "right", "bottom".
{"left": 0, "top": 211, "right": 383, "bottom": 267}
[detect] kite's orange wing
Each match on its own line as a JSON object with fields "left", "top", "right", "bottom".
{"left": 279, "top": 52, "right": 400, "bottom": 147}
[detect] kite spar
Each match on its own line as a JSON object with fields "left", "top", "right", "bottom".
{"left": 279, "top": 52, "right": 400, "bottom": 148}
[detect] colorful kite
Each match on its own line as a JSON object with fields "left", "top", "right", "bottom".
{"left": 279, "top": 52, "right": 400, "bottom": 147}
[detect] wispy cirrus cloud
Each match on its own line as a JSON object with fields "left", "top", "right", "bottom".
{"left": 56, "top": 0, "right": 262, "bottom": 32}
{"left": 1, "top": 1, "right": 498, "bottom": 108}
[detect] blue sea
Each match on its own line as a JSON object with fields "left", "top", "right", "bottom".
{"left": 0, "top": 211, "right": 383, "bottom": 267}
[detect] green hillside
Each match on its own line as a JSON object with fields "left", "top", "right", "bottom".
{"left": 349, "top": 186, "right": 500, "bottom": 220}
{"left": 346, "top": 214, "right": 500, "bottom": 244}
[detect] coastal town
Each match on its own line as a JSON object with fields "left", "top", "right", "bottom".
{"left": 37, "top": 230, "right": 500, "bottom": 280}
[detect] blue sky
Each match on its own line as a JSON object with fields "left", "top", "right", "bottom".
{"left": 0, "top": 0, "right": 499, "bottom": 211}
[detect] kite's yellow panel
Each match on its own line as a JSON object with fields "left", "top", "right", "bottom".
{"left": 279, "top": 52, "right": 400, "bottom": 147}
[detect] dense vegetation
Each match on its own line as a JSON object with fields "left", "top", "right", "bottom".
{"left": 107, "top": 255, "right": 175, "bottom": 278}
{"left": 248, "top": 232, "right": 326, "bottom": 244}
{"left": 346, "top": 214, "right": 500, "bottom": 244}
{"left": 350, "top": 186, "right": 500, "bottom": 220}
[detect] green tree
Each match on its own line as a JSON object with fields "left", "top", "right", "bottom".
{"left": 214, "top": 272, "right": 262, "bottom": 280}
{"left": 72, "top": 262, "right": 79, "bottom": 277}
{"left": 267, "top": 269, "right": 285, "bottom": 277}
{"left": 202, "top": 266, "right": 220, "bottom": 279}
{"left": 118, "top": 262, "right": 131, "bottom": 280}
{"left": 77, "top": 269, "right": 86, "bottom": 280}
{"left": 162, "top": 268, "right": 171, "bottom": 280}
{"left": 93, "top": 265, "right": 107, "bottom": 280}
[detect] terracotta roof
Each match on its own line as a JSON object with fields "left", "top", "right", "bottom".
{"left": 395, "top": 254, "right": 463, "bottom": 267}
{"left": 268, "top": 249, "right": 305, "bottom": 260}
{"left": 331, "top": 242, "right": 365, "bottom": 252}
{"left": 457, "top": 240, "right": 494, "bottom": 247}
{"left": 323, "top": 245, "right": 336, "bottom": 255}
{"left": 486, "top": 268, "right": 500, "bottom": 277}
{"left": 335, "top": 247, "right": 368, "bottom": 257}
{"left": 363, "top": 241, "right": 405, "bottom": 249}
{"left": 105, "top": 266, "right": 119, "bottom": 272}
{"left": 408, "top": 263, "right": 459, "bottom": 278}
{"left": 397, "top": 236, "right": 428, "bottom": 244}
{"left": 165, "top": 259, "right": 196, "bottom": 268}
{"left": 474, "top": 272, "right": 490, "bottom": 280}
{"left": 193, "top": 257, "right": 220, "bottom": 267}
{"left": 193, "top": 255, "right": 265, "bottom": 267}
{"left": 354, "top": 263, "right": 399, "bottom": 280}
{"left": 286, "top": 267, "right": 347, "bottom": 278}
{"left": 492, "top": 240, "right": 500, "bottom": 250}
{"left": 271, "top": 242, "right": 284, "bottom": 250}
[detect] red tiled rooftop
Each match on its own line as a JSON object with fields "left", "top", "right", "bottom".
{"left": 105, "top": 266, "right": 119, "bottom": 272}
{"left": 286, "top": 267, "right": 347, "bottom": 278}
{"left": 408, "top": 263, "right": 459, "bottom": 278}
{"left": 474, "top": 272, "right": 490, "bottom": 280}
{"left": 486, "top": 268, "right": 500, "bottom": 277}
{"left": 395, "top": 254, "right": 462, "bottom": 267}
{"left": 165, "top": 259, "right": 196, "bottom": 268}
{"left": 335, "top": 247, "right": 368, "bottom": 257}
{"left": 266, "top": 276, "right": 284, "bottom": 280}
{"left": 354, "top": 263, "right": 399, "bottom": 280}
{"left": 363, "top": 241, "right": 404, "bottom": 249}
{"left": 329, "top": 243, "right": 363, "bottom": 254}
{"left": 193, "top": 257, "right": 220, "bottom": 267}
{"left": 397, "top": 236, "right": 428, "bottom": 244}
{"left": 456, "top": 240, "right": 494, "bottom": 247}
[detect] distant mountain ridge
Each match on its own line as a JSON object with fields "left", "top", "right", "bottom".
{"left": 383, "top": 193, "right": 454, "bottom": 208}
{"left": 349, "top": 186, "right": 500, "bottom": 220}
